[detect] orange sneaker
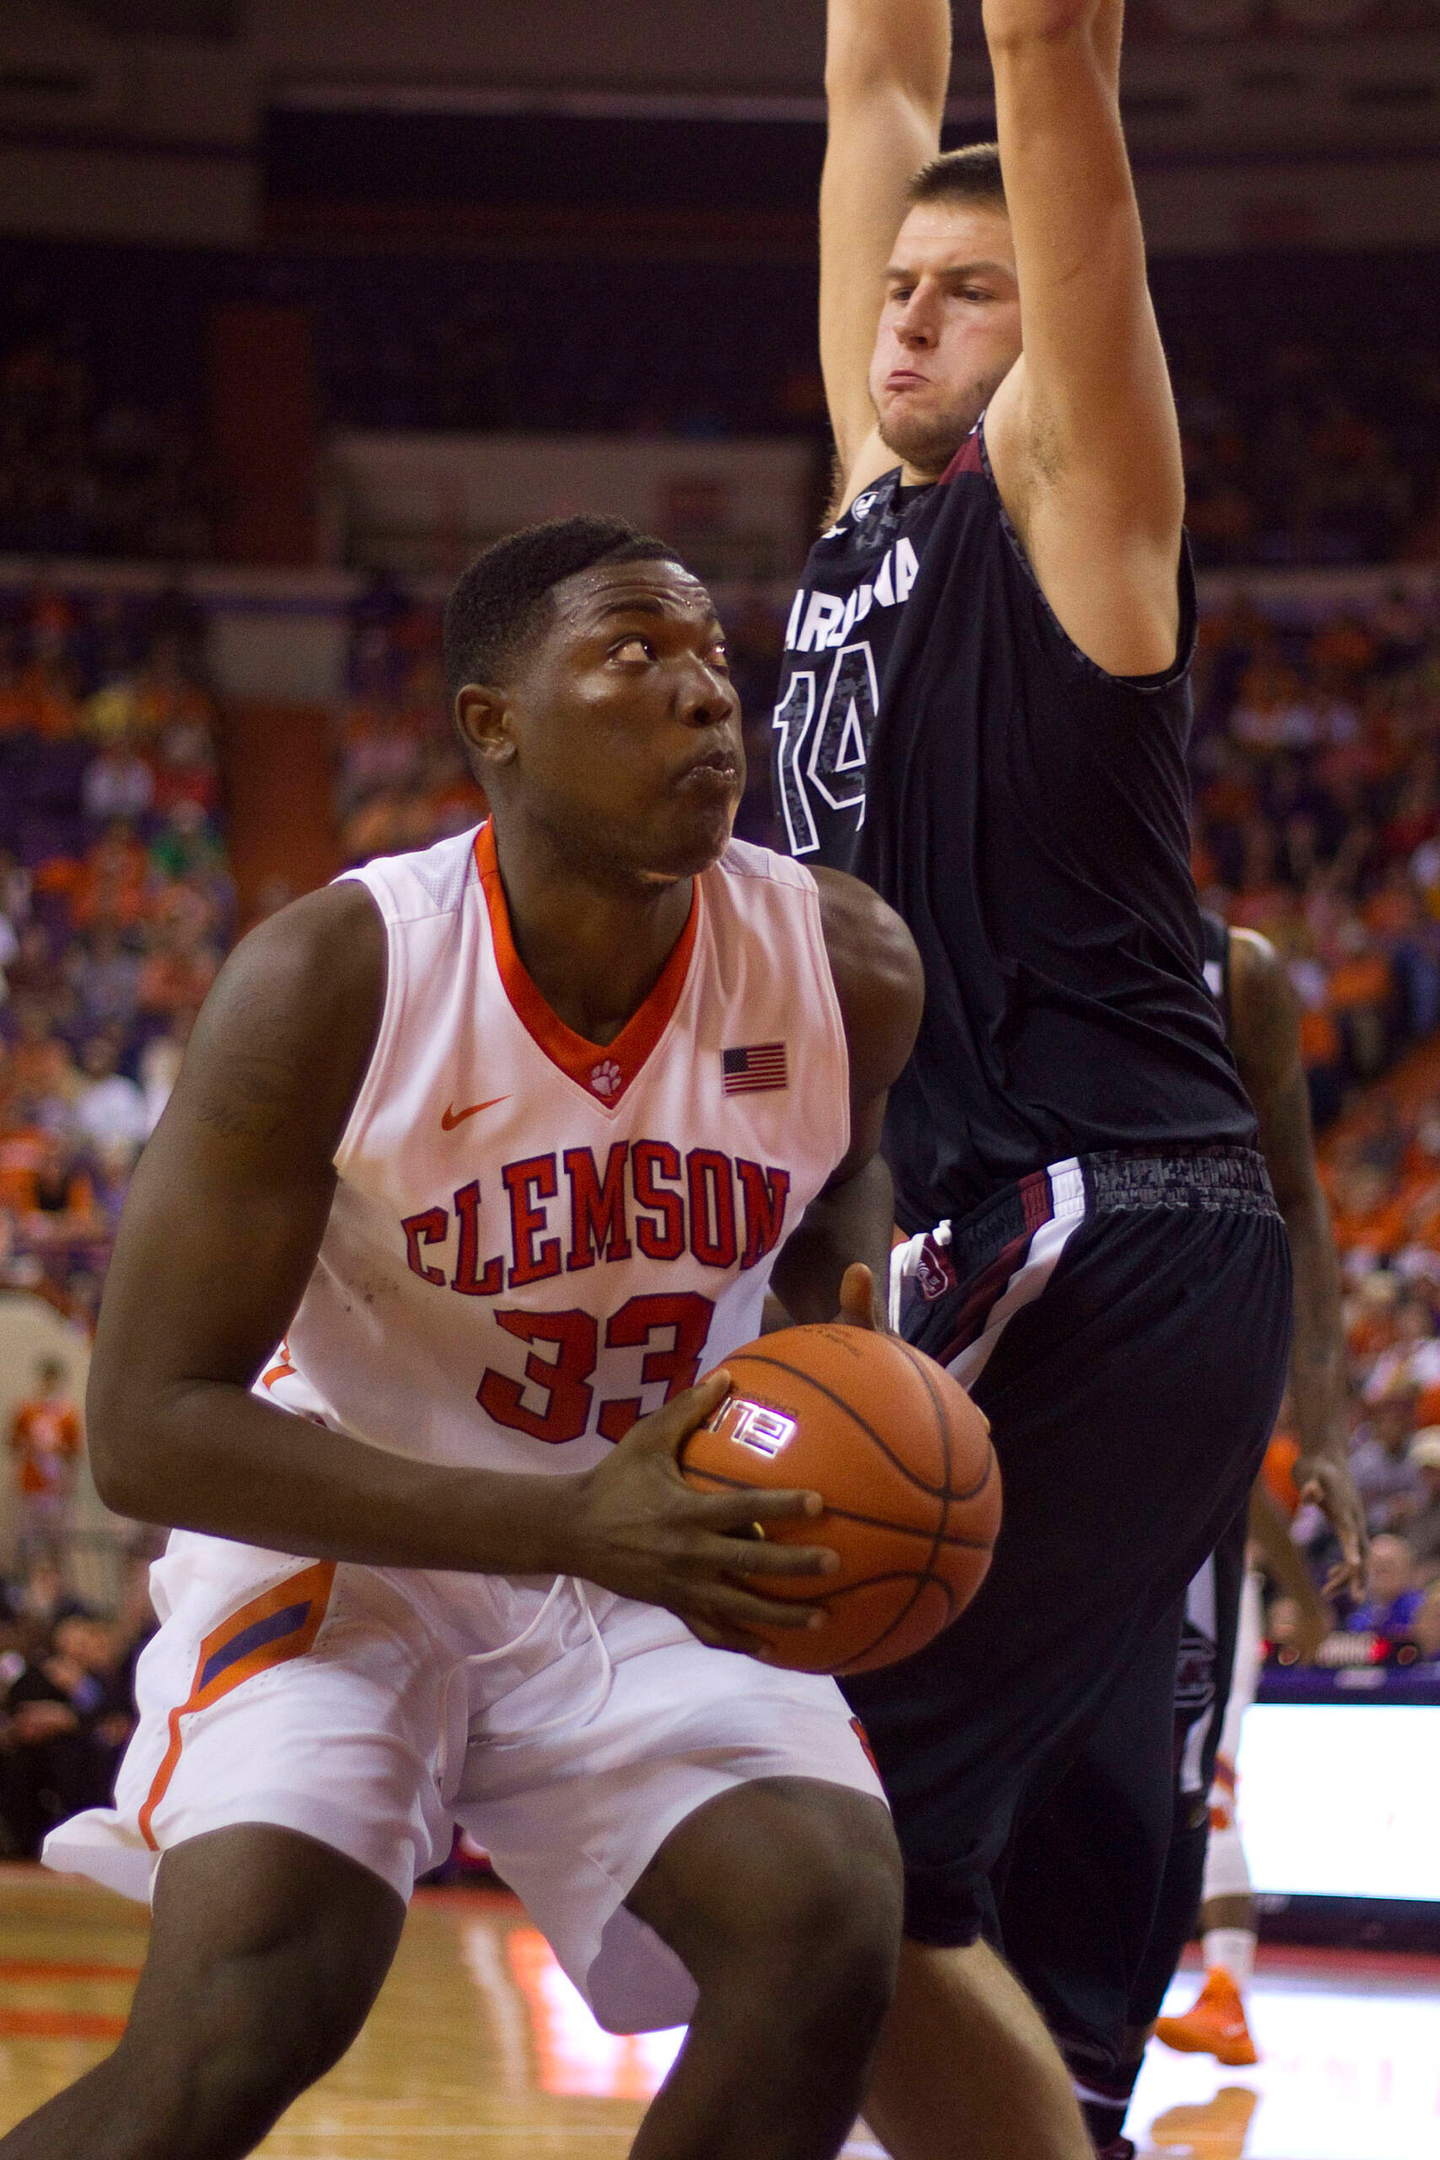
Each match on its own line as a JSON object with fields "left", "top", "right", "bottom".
{"left": 1154, "top": 1969, "right": 1259, "bottom": 2067}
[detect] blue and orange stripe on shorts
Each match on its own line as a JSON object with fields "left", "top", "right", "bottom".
{"left": 139, "top": 1561, "right": 336, "bottom": 1850}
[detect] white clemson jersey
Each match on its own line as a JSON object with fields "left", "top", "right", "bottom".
{"left": 260, "top": 822, "right": 850, "bottom": 1476}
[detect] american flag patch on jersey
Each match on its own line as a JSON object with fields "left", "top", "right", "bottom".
{"left": 722, "top": 1042, "right": 787, "bottom": 1095}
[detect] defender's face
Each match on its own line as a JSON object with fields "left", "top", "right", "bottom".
{"left": 501, "top": 560, "right": 744, "bottom": 886}
{"left": 868, "top": 202, "right": 1022, "bottom": 477}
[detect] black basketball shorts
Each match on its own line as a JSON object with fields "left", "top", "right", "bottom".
{"left": 997, "top": 1503, "right": 1251, "bottom": 2089}
{"left": 843, "top": 1147, "right": 1291, "bottom": 1950}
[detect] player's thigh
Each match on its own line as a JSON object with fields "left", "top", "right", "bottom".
{"left": 458, "top": 1598, "right": 891, "bottom": 2031}
{"left": 125, "top": 1824, "right": 404, "bottom": 2085}
{"left": 626, "top": 1775, "right": 902, "bottom": 1995}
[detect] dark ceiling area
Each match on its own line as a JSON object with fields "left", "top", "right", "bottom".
{"left": 68, "top": 0, "right": 242, "bottom": 39}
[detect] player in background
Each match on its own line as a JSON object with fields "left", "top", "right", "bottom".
{"left": 1, "top": 518, "right": 925, "bottom": 2160}
{"left": 8, "top": 1356, "right": 83, "bottom": 1570}
{"left": 778, "top": 4, "right": 1292, "bottom": 2154}
{"left": 1000, "top": 912, "right": 1365, "bottom": 2154}
{"left": 1148, "top": 921, "right": 1366, "bottom": 2066}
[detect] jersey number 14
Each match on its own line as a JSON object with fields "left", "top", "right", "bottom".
{"left": 772, "top": 641, "right": 879, "bottom": 858}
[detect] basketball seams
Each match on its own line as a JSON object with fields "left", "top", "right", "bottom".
{"left": 838, "top": 1571, "right": 958, "bottom": 1674}
{"left": 726, "top": 1350, "right": 948, "bottom": 1498}
{"left": 680, "top": 1463, "right": 995, "bottom": 1550}
{"left": 887, "top": 1336, "right": 954, "bottom": 1595}
{"left": 890, "top": 1336, "right": 997, "bottom": 1507}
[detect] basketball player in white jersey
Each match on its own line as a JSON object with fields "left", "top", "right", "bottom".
{"left": 3, "top": 517, "right": 925, "bottom": 2160}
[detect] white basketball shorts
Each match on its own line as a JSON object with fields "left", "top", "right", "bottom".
{"left": 44, "top": 1531, "right": 884, "bottom": 2032}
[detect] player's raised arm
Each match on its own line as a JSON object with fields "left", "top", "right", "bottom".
{"left": 982, "top": 0, "right": 1186, "bottom": 677}
{"left": 820, "top": 0, "right": 951, "bottom": 504}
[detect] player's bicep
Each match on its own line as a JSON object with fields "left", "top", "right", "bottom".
{"left": 90, "top": 888, "right": 384, "bottom": 1415}
{"left": 98, "top": 1103, "right": 337, "bottom": 1405}
{"left": 982, "top": 12, "right": 1183, "bottom": 666}
{"left": 812, "top": 867, "right": 925, "bottom": 1172}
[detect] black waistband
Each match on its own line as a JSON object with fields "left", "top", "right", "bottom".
{"left": 945, "top": 1146, "right": 1278, "bottom": 1286}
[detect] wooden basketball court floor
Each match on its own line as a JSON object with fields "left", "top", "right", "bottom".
{"left": 2, "top": 1865, "right": 1437, "bottom": 2158}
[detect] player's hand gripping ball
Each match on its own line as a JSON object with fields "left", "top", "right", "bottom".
{"left": 680, "top": 1323, "right": 1000, "bottom": 1675}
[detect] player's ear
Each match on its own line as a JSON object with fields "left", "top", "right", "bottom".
{"left": 454, "top": 684, "right": 517, "bottom": 775}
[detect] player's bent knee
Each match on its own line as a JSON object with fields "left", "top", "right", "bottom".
{"left": 636, "top": 1779, "right": 902, "bottom": 2037}
{"left": 111, "top": 1827, "right": 405, "bottom": 2151}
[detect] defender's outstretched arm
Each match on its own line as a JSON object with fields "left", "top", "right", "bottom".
{"left": 983, "top": 0, "right": 1186, "bottom": 677}
{"left": 821, "top": 0, "right": 951, "bottom": 499}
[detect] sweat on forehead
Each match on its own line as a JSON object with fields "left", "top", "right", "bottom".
{"left": 557, "top": 559, "right": 715, "bottom": 622}
{"left": 442, "top": 514, "right": 687, "bottom": 695}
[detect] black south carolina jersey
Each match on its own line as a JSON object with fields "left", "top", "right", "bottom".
{"left": 771, "top": 423, "right": 1257, "bottom": 1230}
{"left": 1199, "top": 909, "right": 1233, "bottom": 1032}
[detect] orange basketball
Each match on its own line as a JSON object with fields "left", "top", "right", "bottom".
{"left": 679, "top": 1323, "right": 1000, "bottom": 1675}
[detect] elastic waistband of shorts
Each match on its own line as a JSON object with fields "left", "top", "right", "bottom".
{"left": 941, "top": 1145, "right": 1278, "bottom": 1284}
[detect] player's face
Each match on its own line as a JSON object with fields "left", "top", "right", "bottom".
{"left": 496, "top": 561, "right": 744, "bottom": 887}
{"left": 869, "top": 201, "right": 1022, "bottom": 477}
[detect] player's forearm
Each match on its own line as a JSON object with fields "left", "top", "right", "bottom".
{"left": 770, "top": 1154, "right": 895, "bottom": 1329}
{"left": 982, "top": 0, "right": 1115, "bottom": 64}
{"left": 89, "top": 1379, "right": 583, "bottom": 1578}
{"left": 1247, "top": 1482, "right": 1326, "bottom": 1621}
{"left": 826, "top": 0, "right": 951, "bottom": 112}
{"left": 1282, "top": 1193, "right": 1350, "bottom": 1465}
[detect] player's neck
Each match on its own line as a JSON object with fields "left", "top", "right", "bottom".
{"left": 491, "top": 825, "right": 694, "bottom": 1048}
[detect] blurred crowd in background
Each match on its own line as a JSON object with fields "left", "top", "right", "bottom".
{"left": 0, "top": 581, "right": 232, "bottom": 1330}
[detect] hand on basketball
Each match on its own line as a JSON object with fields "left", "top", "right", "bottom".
{"left": 563, "top": 1371, "right": 841, "bottom": 1657}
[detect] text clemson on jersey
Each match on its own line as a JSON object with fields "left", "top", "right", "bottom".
{"left": 401, "top": 1141, "right": 793, "bottom": 1297}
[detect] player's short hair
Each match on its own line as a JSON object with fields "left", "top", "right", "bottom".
{"left": 443, "top": 515, "right": 682, "bottom": 696}
{"left": 906, "top": 142, "right": 1007, "bottom": 213}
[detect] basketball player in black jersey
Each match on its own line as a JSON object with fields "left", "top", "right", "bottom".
{"left": 999, "top": 911, "right": 1366, "bottom": 2155}
{"left": 769, "top": 3, "right": 1294, "bottom": 2154}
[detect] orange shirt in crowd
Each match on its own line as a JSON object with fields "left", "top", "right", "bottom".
{"left": 9, "top": 1395, "right": 82, "bottom": 1497}
{"left": 1262, "top": 1431, "right": 1303, "bottom": 1519}
{"left": 0, "top": 1121, "right": 48, "bottom": 1210}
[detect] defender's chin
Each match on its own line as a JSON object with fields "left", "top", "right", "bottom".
{"left": 877, "top": 403, "right": 972, "bottom": 478}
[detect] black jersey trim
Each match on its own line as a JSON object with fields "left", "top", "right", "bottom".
{"left": 975, "top": 417, "right": 1199, "bottom": 696}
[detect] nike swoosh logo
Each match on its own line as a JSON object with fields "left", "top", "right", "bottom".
{"left": 441, "top": 1096, "right": 510, "bottom": 1130}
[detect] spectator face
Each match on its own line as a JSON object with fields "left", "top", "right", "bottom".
{"left": 54, "top": 1615, "right": 113, "bottom": 1673}
{"left": 1371, "top": 1397, "right": 1417, "bottom": 1457}
{"left": 1395, "top": 1298, "right": 1433, "bottom": 1345}
{"left": 1366, "top": 1534, "right": 1416, "bottom": 1604}
{"left": 80, "top": 1035, "right": 119, "bottom": 1081}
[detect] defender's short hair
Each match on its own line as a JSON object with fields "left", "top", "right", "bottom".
{"left": 906, "top": 142, "right": 1006, "bottom": 212}
{"left": 443, "top": 515, "right": 682, "bottom": 696}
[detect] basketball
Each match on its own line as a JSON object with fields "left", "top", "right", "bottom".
{"left": 680, "top": 1323, "right": 1000, "bottom": 1676}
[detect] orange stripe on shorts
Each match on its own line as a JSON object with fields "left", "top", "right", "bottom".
{"left": 139, "top": 1560, "right": 336, "bottom": 1851}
